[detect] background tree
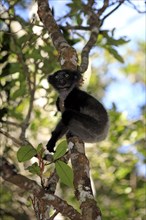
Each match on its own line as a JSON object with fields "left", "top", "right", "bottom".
{"left": 0, "top": 0, "right": 145, "bottom": 220}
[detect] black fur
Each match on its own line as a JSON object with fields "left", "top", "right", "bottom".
{"left": 46, "top": 69, "right": 109, "bottom": 153}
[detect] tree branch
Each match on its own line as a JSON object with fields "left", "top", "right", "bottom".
{"left": 69, "top": 137, "right": 102, "bottom": 220}
{"left": 79, "top": 0, "right": 101, "bottom": 73}
{"left": 60, "top": 24, "right": 90, "bottom": 31}
{"left": 45, "top": 151, "right": 70, "bottom": 194}
{"left": 0, "top": 157, "right": 82, "bottom": 220}
{"left": 79, "top": 0, "right": 128, "bottom": 73}
{"left": 97, "top": 0, "right": 109, "bottom": 16}
{"left": 0, "top": 128, "right": 36, "bottom": 154}
{"left": 1, "top": 120, "right": 20, "bottom": 127}
{"left": 0, "top": 129, "right": 22, "bottom": 147}
{"left": 37, "top": 0, "right": 78, "bottom": 70}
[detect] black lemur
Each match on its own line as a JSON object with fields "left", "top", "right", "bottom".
{"left": 46, "top": 69, "right": 109, "bottom": 153}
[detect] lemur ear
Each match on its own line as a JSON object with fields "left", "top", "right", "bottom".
{"left": 73, "top": 71, "right": 83, "bottom": 87}
{"left": 74, "top": 73, "right": 78, "bottom": 79}
{"left": 73, "top": 71, "right": 80, "bottom": 78}
{"left": 74, "top": 71, "right": 83, "bottom": 86}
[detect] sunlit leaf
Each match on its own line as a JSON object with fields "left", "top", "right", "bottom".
{"left": 12, "top": 87, "right": 26, "bottom": 99}
{"left": 26, "top": 162, "right": 41, "bottom": 175}
{"left": 17, "top": 145, "right": 37, "bottom": 162}
{"left": 53, "top": 140, "right": 67, "bottom": 160}
{"left": 107, "top": 47, "right": 124, "bottom": 63}
{"left": 36, "top": 143, "right": 44, "bottom": 154}
{"left": 102, "top": 31, "right": 129, "bottom": 46}
{"left": 116, "top": 168, "right": 131, "bottom": 179}
{"left": 55, "top": 160, "right": 73, "bottom": 187}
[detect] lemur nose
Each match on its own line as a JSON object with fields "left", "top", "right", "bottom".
{"left": 60, "top": 79, "right": 66, "bottom": 85}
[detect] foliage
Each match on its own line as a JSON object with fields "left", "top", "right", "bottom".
{"left": 55, "top": 160, "right": 73, "bottom": 187}
{"left": 0, "top": 0, "right": 145, "bottom": 220}
{"left": 16, "top": 140, "right": 73, "bottom": 187}
{"left": 17, "top": 145, "right": 37, "bottom": 162}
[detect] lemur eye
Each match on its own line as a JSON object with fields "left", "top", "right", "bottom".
{"left": 65, "top": 73, "right": 69, "bottom": 78}
{"left": 55, "top": 75, "right": 59, "bottom": 79}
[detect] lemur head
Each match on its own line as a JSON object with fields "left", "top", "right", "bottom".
{"left": 48, "top": 69, "right": 82, "bottom": 93}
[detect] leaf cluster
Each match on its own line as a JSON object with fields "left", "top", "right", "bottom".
{"left": 17, "top": 141, "right": 73, "bottom": 187}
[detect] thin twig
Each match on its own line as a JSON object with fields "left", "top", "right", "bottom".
{"left": 0, "top": 129, "right": 21, "bottom": 147}
{"left": 1, "top": 120, "right": 20, "bottom": 127}
{"left": 100, "top": 0, "right": 125, "bottom": 26}
{"left": 0, "top": 129, "right": 34, "bottom": 149}
{"left": 126, "top": 0, "right": 146, "bottom": 13}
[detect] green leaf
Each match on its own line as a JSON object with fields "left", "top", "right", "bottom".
{"left": 55, "top": 160, "right": 73, "bottom": 187}
{"left": 116, "top": 168, "right": 131, "bottom": 179}
{"left": 108, "top": 47, "right": 124, "bottom": 63}
{"left": 77, "top": 15, "right": 82, "bottom": 26}
{"left": 27, "top": 48, "right": 42, "bottom": 60}
{"left": 26, "top": 162, "right": 41, "bottom": 175}
{"left": 9, "top": 63, "right": 22, "bottom": 75}
{"left": 9, "top": 108, "right": 23, "bottom": 121}
{"left": 17, "top": 145, "right": 37, "bottom": 162}
{"left": 18, "top": 34, "right": 28, "bottom": 45}
{"left": 53, "top": 140, "right": 67, "bottom": 160}
{"left": 102, "top": 31, "right": 129, "bottom": 46}
{"left": 12, "top": 87, "right": 26, "bottom": 99}
{"left": 36, "top": 143, "right": 43, "bottom": 154}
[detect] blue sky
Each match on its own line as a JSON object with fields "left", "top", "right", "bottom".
{"left": 103, "top": 78, "right": 145, "bottom": 119}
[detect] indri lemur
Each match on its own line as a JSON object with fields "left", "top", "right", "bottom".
{"left": 46, "top": 69, "right": 109, "bottom": 153}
